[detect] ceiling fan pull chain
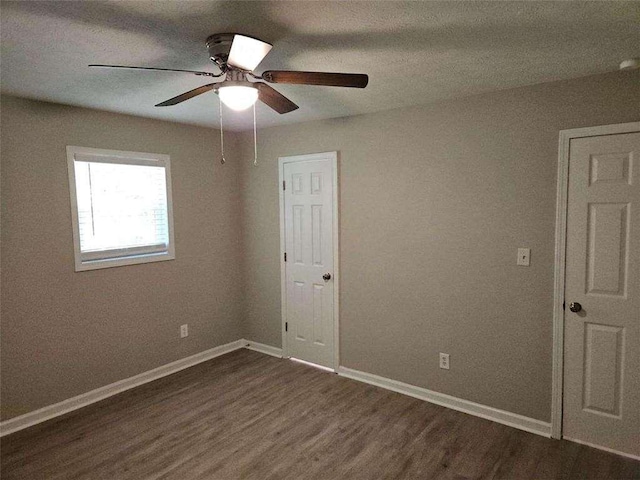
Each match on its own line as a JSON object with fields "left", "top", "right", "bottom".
{"left": 219, "top": 100, "right": 226, "bottom": 165}
{"left": 253, "top": 103, "right": 258, "bottom": 166}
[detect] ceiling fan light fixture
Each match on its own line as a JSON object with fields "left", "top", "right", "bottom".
{"left": 218, "top": 85, "right": 259, "bottom": 111}
{"left": 227, "top": 34, "right": 273, "bottom": 71}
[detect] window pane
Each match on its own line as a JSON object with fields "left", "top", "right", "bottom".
{"left": 74, "top": 161, "right": 169, "bottom": 253}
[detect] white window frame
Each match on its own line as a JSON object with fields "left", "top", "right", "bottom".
{"left": 66, "top": 146, "right": 176, "bottom": 272}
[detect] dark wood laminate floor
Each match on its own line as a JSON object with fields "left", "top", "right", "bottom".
{"left": 1, "top": 349, "right": 638, "bottom": 480}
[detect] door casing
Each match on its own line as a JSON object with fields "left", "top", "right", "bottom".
{"left": 279, "top": 151, "right": 340, "bottom": 370}
{"left": 552, "top": 121, "right": 640, "bottom": 441}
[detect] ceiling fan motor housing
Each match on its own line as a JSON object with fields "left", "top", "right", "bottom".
{"left": 206, "top": 33, "right": 235, "bottom": 69}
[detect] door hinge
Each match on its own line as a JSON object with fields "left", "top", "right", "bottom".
{"left": 285, "top": 322, "right": 288, "bottom": 332}
{"left": 283, "top": 180, "right": 286, "bottom": 191}
{"left": 284, "top": 252, "right": 287, "bottom": 262}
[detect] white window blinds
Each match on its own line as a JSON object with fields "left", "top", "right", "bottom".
{"left": 67, "top": 147, "right": 175, "bottom": 271}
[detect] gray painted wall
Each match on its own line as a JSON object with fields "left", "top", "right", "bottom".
{"left": 0, "top": 96, "right": 244, "bottom": 420}
{"left": 238, "top": 71, "right": 640, "bottom": 422}
{"left": 1, "top": 71, "right": 638, "bottom": 424}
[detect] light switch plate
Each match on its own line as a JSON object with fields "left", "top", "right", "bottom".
{"left": 517, "top": 248, "right": 531, "bottom": 266}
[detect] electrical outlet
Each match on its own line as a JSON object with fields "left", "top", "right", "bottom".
{"left": 439, "top": 353, "right": 450, "bottom": 370}
{"left": 517, "top": 248, "right": 531, "bottom": 266}
{"left": 180, "top": 324, "right": 188, "bottom": 338}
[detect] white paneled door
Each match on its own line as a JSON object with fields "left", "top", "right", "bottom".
{"left": 281, "top": 153, "right": 337, "bottom": 369}
{"left": 563, "top": 131, "right": 639, "bottom": 458}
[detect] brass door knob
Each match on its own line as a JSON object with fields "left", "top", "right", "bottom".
{"left": 569, "top": 302, "right": 582, "bottom": 313}
{"left": 322, "top": 273, "right": 332, "bottom": 281}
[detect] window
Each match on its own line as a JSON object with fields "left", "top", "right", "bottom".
{"left": 67, "top": 146, "right": 175, "bottom": 271}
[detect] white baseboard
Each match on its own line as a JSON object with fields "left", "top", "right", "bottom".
{"left": 243, "top": 340, "right": 283, "bottom": 358}
{"left": 0, "top": 339, "right": 246, "bottom": 437}
{"left": 563, "top": 436, "right": 640, "bottom": 461}
{"left": 338, "top": 366, "right": 551, "bottom": 438}
{"left": 0, "top": 340, "right": 551, "bottom": 441}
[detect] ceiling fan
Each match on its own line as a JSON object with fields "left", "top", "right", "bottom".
{"left": 90, "top": 33, "right": 369, "bottom": 114}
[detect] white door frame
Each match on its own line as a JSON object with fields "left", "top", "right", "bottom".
{"left": 278, "top": 151, "right": 340, "bottom": 370}
{"left": 551, "top": 121, "right": 640, "bottom": 440}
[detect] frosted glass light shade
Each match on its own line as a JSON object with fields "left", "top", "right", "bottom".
{"left": 218, "top": 85, "right": 259, "bottom": 111}
{"left": 227, "top": 35, "right": 273, "bottom": 71}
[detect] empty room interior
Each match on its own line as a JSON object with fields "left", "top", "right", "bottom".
{"left": 1, "top": 1, "right": 639, "bottom": 479}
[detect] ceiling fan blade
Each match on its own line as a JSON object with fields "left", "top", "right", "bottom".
{"left": 256, "top": 83, "right": 299, "bottom": 114}
{"left": 227, "top": 35, "right": 273, "bottom": 71}
{"left": 262, "top": 70, "right": 368, "bottom": 88}
{"left": 89, "top": 64, "right": 220, "bottom": 78}
{"left": 155, "top": 83, "right": 218, "bottom": 107}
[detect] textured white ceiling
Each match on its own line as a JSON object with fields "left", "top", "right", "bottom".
{"left": 1, "top": 1, "right": 638, "bottom": 131}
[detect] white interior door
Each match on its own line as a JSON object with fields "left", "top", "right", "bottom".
{"left": 281, "top": 153, "right": 337, "bottom": 369}
{"left": 563, "top": 131, "right": 639, "bottom": 458}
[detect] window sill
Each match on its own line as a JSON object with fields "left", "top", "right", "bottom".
{"left": 75, "top": 251, "right": 175, "bottom": 272}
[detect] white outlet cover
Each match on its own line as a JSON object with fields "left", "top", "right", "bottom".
{"left": 517, "top": 248, "right": 531, "bottom": 266}
{"left": 439, "top": 353, "right": 450, "bottom": 370}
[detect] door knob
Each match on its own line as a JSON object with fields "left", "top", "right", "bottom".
{"left": 322, "top": 273, "right": 332, "bottom": 281}
{"left": 569, "top": 302, "right": 582, "bottom": 313}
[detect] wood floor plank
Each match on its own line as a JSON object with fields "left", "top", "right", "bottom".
{"left": 2, "top": 349, "right": 638, "bottom": 479}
